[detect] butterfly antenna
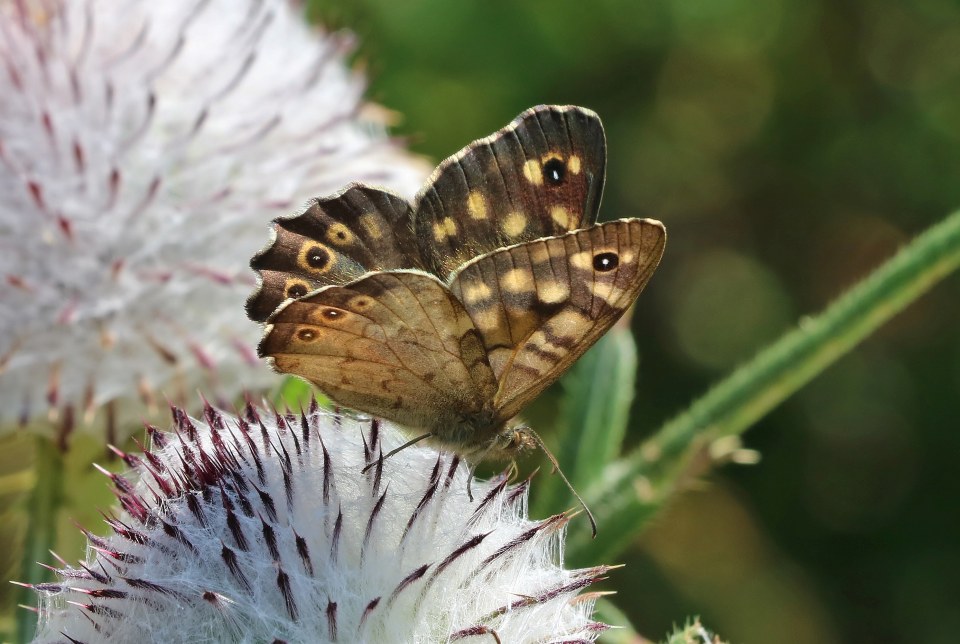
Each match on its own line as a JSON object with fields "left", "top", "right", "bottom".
{"left": 465, "top": 462, "right": 477, "bottom": 502}
{"left": 361, "top": 432, "right": 433, "bottom": 473}
{"left": 527, "top": 428, "right": 597, "bottom": 538}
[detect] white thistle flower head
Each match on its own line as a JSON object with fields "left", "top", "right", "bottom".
{"left": 0, "top": 0, "right": 428, "bottom": 440}
{"left": 28, "top": 401, "right": 611, "bottom": 642}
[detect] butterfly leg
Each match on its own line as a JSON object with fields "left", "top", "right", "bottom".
{"left": 464, "top": 439, "right": 504, "bottom": 501}
{"left": 360, "top": 432, "right": 433, "bottom": 473}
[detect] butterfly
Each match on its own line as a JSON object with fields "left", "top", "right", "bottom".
{"left": 248, "top": 106, "right": 666, "bottom": 462}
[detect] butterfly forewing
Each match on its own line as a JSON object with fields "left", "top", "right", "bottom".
{"left": 247, "top": 185, "right": 424, "bottom": 322}
{"left": 259, "top": 271, "right": 499, "bottom": 434}
{"left": 448, "top": 218, "right": 666, "bottom": 421}
{"left": 415, "top": 105, "right": 606, "bottom": 277}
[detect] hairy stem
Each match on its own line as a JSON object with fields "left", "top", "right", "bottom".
{"left": 16, "top": 436, "right": 64, "bottom": 642}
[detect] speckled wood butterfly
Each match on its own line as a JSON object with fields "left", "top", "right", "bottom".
{"left": 248, "top": 106, "right": 666, "bottom": 463}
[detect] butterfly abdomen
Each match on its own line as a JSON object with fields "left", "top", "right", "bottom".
{"left": 427, "top": 408, "right": 529, "bottom": 460}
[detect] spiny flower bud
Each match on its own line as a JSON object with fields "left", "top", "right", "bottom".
{"left": 29, "top": 401, "right": 610, "bottom": 642}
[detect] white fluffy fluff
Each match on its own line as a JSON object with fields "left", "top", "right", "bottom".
{"left": 31, "top": 403, "right": 608, "bottom": 642}
{"left": 0, "top": 0, "right": 427, "bottom": 432}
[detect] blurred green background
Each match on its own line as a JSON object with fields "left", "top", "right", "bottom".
{"left": 310, "top": 1, "right": 960, "bottom": 642}
{"left": 4, "top": 1, "right": 959, "bottom": 642}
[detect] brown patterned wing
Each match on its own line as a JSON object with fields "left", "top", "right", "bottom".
{"left": 414, "top": 105, "right": 606, "bottom": 277}
{"left": 246, "top": 185, "right": 424, "bottom": 322}
{"left": 447, "top": 218, "right": 666, "bottom": 421}
{"left": 258, "top": 270, "right": 498, "bottom": 435}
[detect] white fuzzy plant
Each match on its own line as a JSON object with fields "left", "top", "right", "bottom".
{"left": 0, "top": 0, "right": 427, "bottom": 437}
{"left": 28, "top": 401, "right": 610, "bottom": 642}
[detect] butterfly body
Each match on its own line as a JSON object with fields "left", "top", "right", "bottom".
{"left": 249, "top": 105, "right": 667, "bottom": 462}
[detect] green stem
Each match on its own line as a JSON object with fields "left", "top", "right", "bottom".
{"left": 572, "top": 209, "right": 960, "bottom": 562}
{"left": 16, "top": 436, "right": 64, "bottom": 642}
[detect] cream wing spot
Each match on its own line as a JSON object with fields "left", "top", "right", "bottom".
{"left": 467, "top": 191, "right": 489, "bottom": 220}
{"left": 359, "top": 213, "right": 383, "bottom": 240}
{"left": 568, "top": 250, "right": 593, "bottom": 270}
{"left": 462, "top": 282, "right": 492, "bottom": 304}
{"left": 472, "top": 307, "right": 501, "bottom": 332}
{"left": 592, "top": 284, "right": 626, "bottom": 306}
{"left": 501, "top": 212, "right": 528, "bottom": 238}
{"left": 524, "top": 329, "right": 551, "bottom": 357}
{"left": 537, "top": 280, "right": 570, "bottom": 304}
{"left": 522, "top": 159, "right": 543, "bottom": 186}
{"left": 433, "top": 217, "right": 458, "bottom": 243}
{"left": 502, "top": 268, "right": 533, "bottom": 293}
{"left": 550, "top": 206, "right": 572, "bottom": 228}
{"left": 568, "top": 155, "right": 582, "bottom": 174}
{"left": 547, "top": 309, "right": 592, "bottom": 336}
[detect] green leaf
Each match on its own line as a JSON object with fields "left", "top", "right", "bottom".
{"left": 571, "top": 208, "right": 960, "bottom": 564}
{"left": 276, "top": 376, "right": 328, "bottom": 410}
{"left": 531, "top": 326, "right": 637, "bottom": 521}
{"left": 595, "top": 597, "right": 645, "bottom": 643}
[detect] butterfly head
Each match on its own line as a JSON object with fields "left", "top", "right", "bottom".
{"left": 427, "top": 411, "right": 533, "bottom": 461}
{"left": 488, "top": 423, "right": 538, "bottom": 460}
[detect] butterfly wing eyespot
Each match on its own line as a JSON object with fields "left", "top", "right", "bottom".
{"left": 592, "top": 251, "right": 619, "bottom": 272}
{"left": 414, "top": 105, "right": 607, "bottom": 276}
{"left": 542, "top": 157, "right": 567, "bottom": 185}
{"left": 348, "top": 295, "right": 374, "bottom": 311}
{"left": 326, "top": 223, "right": 355, "bottom": 245}
{"left": 246, "top": 185, "right": 424, "bottom": 323}
{"left": 301, "top": 243, "right": 334, "bottom": 272}
{"left": 285, "top": 280, "right": 310, "bottom": 299}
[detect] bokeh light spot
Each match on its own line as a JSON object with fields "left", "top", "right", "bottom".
{"left": 669, "top": 250, "right": 793, "bottom": 370}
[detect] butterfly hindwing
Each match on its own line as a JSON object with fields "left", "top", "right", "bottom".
{"left": 258, "top": 271, "right": 499, "bottom": 435}
{"left": 448, "top": 218, "right": 666, "bottom": 421}
{"left": 415, "top": 105, "right": 606, "bottom": 277}
{"left": 247, "top": 185, "right": 424, "bottom": 322}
